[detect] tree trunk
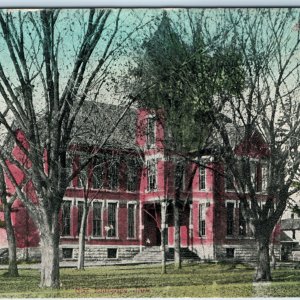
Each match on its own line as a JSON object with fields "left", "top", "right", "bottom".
{"left": 174, "top": 200, "right": 181, "bottom": 269}
{"left": 39, "top": 218, "right": 60, "bottom": 288}
{"left": 255, "top": 235, "right": 272, "bottom": 282}
{"left": 77, "top": 204, "right": 89, "bottom": 270}
{"left": 161, "top": 202, "right": 167, "bottom": 274}
{"left": 3, "top": 204, "right": 18, "bottom": 277}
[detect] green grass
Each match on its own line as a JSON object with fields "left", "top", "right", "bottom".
{"left": 1, "top": 263, "right": 300, "bottom": 297}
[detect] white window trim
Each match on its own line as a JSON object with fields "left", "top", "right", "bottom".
{"left": 127, "top": 201, "right": 138, "bottom": 239}
{"left": 225, "top": 200, "right": 237, "bottom": 208}
{"left": 146, "top": 159, "right": 158, "bottom": 192}
{"left": 199, "top": 202, "right": 209, "bottom": 238}
{"left": 146, "top": 115, "right": 156, "bottom": 149}
{"left": 61, "top": 198, "right": 74, "bottom": 238}
{"left": 91, "top": 200, "right": 105, "bottom": 239}
{"left": 106, "top": 200, "right": 119, "bottom": 239}
{"left": 199, "top": 165, "right": 206, "bottom": 191}
{"left": 225, "top": 200, "right": 236, "bottom": 238}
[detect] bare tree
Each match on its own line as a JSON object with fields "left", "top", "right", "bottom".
{"left": 0, "top": 165, "right": 18, "bottom": 277}
{"left": 207, "top": 8, "right": 300, "bottom": 281}
{"left": 0, "top": 9, "right": 150, "bottom": 288}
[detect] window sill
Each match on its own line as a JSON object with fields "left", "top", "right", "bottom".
{"left": 199, "top": 235, "right": 206, "bottom": 239}
{"left": 60, "top": 236, "right": 74, "bottom": 239}
{"left": 237, "top": 236, "right": 255, "bottom": 240}
{"left": 127, "top": 238, "right": 138, "bottom": 240}
{"left": 90, "top": 236, "right": 105, "bottom": 240}
{"left": 146, "top": 189, "right": 158, "bottom": 193}
{"left": 106, "top": 237, "right": 120, "bottom": 240}
{"left": 225, "top": 235, "right": 235, "bottom": 239}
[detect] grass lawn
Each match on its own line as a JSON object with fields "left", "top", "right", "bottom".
{"left": 1, "top": 263, "right": 300, "bottom": 297}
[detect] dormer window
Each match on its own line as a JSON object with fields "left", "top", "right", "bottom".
{"left": 127, "top": 158, "right": 138, "bottom": 192}
{"left": 146, "top": 116, "right": 155, "bottom": 147}
{"left": 107, "top": 155, "right": 119, "bottom": 191}
{"left": 225, "top": 166, "right": 235, "bottom": 191}
{"left": 175, "top": 162, "right": 185, "bottom": 191}
{"left": 93, "top": 154, "right": 105, "bottom": 189}
{"left": 66, "top": 155, "right": 74, "bottom": 187}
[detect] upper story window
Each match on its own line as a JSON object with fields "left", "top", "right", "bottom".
{"left": 175, "top": 162, "right": 185, "bottom": 191}
{"left": 107, "top": 156, "right": 119, "bottom": 191}
{"left": 256, "top": 163, "right": 268, "bottom": 193}
{"left": 127, "top": 158, "right": 139, "bottom": 192}
{"left": 225, "top": 166, "right": 235, "bottom": 191}
{"left": 199, "top": 165, "right": 206, "bottom": 191}
{"left": 146, "top": 116, "right": 156, "bottom": 147}
{"left": 66, "top": 156, "right": 73, "bottom": 187}
{"left": 261, "top": 165, "right": 268, "bottom": 192}
{"left": 93, "top": 154, "right": 105, "bottom": 189}
{"left": 147, "top": 159, "right": 157, "bottom": 191}
{"left": 77, "top": 164, "right": 88, "bottom": 188}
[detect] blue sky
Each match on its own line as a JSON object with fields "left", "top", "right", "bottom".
{"left": 1, "top": 0, "right": 300, "bottom": 7}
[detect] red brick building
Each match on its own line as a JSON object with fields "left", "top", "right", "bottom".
{"left": 0, "top": 103, "right": 280, "bottom": 261}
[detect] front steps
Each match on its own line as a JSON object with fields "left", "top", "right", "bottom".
{"left": 132, "top": 246, "right": 200, "bottom": 263}
{"left": 133, "top": 246, "right": 162, "bottom": 263}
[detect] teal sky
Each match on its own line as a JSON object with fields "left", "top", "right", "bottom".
{"left": 0, "top": 8, "right": 300, "bottom": 109}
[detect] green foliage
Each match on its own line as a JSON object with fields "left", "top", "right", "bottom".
{"left": 131, "top": 12, "right": 245, "bottom": 152}
{"left": 0, "top": 263, "right": 300, "bottom": 297}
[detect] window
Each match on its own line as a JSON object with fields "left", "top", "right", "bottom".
{"left": 225, "top": 167, "right": 235, "bottom": 191}
{"left": 226, "top": 248, "right": 235, "bottom": 258}
{"left": 255, "top": 163, "right": 262, "bottom": 192}
{"left": 261, "top": 165, "right": 268, "bottom": 192}
{"left": 147, "top": 160, "right": 157, "bottom": 191}
{"left": 107, "top": 248, "right": 117, "bottom": 258}
{"left": 77, "top": 165, "right": 88, "bottom": 188}
{"left": 62, "top": 248, "right": 73, "bottom": 259}
{"left": 77, "top": 202, "right": 84, "bottom": 235}
{"left": 107, "top": 156, "right": 119, "bottom": 191}
{"left": 146, "top": 117, "right": 155, "bottom": 147}
{"left": 199, "top": 203, "right": 206, "bottom": 236}
{"left": 226, "top": 202, "right": 235, "bottom": 236}
{"left": 62, "top": 201, "right": 71, "bottom": 236}
{"left": 128, "top": 204, "right": 136, "bottom": 238}
{"left": 239, "top": 202, "right": 246, "bottom": 236}
{"left": 66, "top": 157, "right": 73, "bottom": 187}
{"left": 107, "top": 203, "right": 117, "bottom": 237}
{"left": 175, "top": 163, "right": 185, "bottom": 191}
{"left": 293, "top": 230, "right": 296, "bottom": 239}
{"left": 93, "top": 202, "right": 102, "bottom": 237}
{"left": 127, "top": 158, "right": 138, "bottom": 192}
{"left": 199, "top": 166, "right": 206, "bottom": 190}
{"left": 93, "top": 155, "right": 105, "bottom": 189}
